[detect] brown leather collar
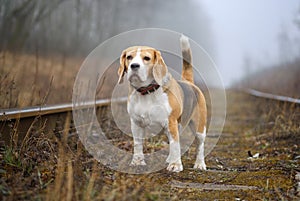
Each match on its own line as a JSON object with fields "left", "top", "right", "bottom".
{"left": 136, "top": 82, "right": 160, "bottom": 95}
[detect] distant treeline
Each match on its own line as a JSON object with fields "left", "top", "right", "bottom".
{"left": 0, "top": 0, "right": 213, "bottom": 57}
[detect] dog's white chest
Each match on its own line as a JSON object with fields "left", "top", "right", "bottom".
{"left": 128, "top": 91, "right": 172, "bottom": 130}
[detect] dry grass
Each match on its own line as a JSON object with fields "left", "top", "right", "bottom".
{"left": 0, "top": 51, "right": 83, "bottom": 108}
{"left": 241, "top": 58, "right": 300, "bottom": 98}
{"left": 251, "top": 97, "right": 300, "bottom": 154}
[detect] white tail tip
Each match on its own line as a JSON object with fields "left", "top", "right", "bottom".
{"left": 180, "top": 34, "right": 190, "bottom": 51}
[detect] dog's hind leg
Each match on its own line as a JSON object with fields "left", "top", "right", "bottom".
{"left": 194, "top": 127, "right": 207, "bottom": 170}
{"left": 192, "top": 88, "right": 207, "bottom": 170}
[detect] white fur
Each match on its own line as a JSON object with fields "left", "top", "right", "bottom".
{"left": 128, "top": 89, "right": 172, "bottom": 129}
{"left": 180, "top": 34, "right": 190, "bottom": 51}
{"left": 166, "top": 133, "right": 183, "bottom": 172}
{"left": 130, "top": 120, "right": 146, "bottom": 166}
{"left": 128, "top": 89, "right": 172, "bottom": 166}
{"left": 194, "top": 127, "right": 207, "bottom": 170}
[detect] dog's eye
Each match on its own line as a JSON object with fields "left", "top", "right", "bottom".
{"left": 143, "top": 56, "right": 151, "bottom": 61}
{"left": 126, "top": 55, "right": 133, "bottom": 60}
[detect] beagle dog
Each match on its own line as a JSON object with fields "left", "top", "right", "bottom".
{"left": 117, "top": 35, "right": 207, "bottom": 172}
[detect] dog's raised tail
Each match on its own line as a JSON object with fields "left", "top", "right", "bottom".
{"left": 180, "top": 35, "right": 194, "bottom": 83}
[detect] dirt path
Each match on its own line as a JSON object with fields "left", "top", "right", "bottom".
{"left": 115, "top": 91, "right": 299, "bottom": 200}
{"left": 169, "top": 91, "right": 299, "bottom": 200}
{"left": 1, "top": 91, "right": 299, "bottom": 200}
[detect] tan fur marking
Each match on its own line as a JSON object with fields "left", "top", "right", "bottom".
{"left": 165, "top": 79, "right": 183, "bottom": 141}
{"left": 180, "top": 37, "right": 206, "bottom": 132}
{"left": 182, "top": 48, "right": 194, "bottom": 83}
{"left": 168, "top": 118, "right": 179, "bottom": 141}
{"left": 117, "top": 50, "right": 127, "bottom": 84}
{"left": 196, "top": 89, "right": 207, "bottom": 133}
{"left": 152, "top": 50, "right": 167, "bottom": 85}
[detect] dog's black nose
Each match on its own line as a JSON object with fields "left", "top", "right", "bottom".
{"left": 130, "top": 63, "right": 140, "bottom": 70}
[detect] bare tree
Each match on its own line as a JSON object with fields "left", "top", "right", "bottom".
{"left": 0, "top": 0, "right": 64, "bottom": 52}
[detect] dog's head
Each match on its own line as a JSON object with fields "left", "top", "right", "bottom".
{"left": 118, "top": 46, "right": 168, "bottom": 87}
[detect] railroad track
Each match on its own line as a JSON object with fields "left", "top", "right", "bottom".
{"left": 243, "top": 88, "right": 300, "bottom": 104}
{"left": 1, "top": 89, "right": 298, "bottom": 120}
{"left": 0, "top": 89, "right": 298, "bottom": 144}
{"left": 0, "top": 97, "right": 127, "bottom": 120}
{"left": 0, "top": 97, "right": 127, "bottom": 143}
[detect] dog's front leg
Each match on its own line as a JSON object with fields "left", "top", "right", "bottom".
{"left": 130, "top": 120, "right": 146, "bottom": 166}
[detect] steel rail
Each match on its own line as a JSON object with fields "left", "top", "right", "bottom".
{"left": 0, "top": 97, "right": 127, "bottom": 120}
{"left": 1, "top": 88, "right": 299, "bottom": 121}
{"left": 244, "top": 88, "right": 300, "bottom": 104}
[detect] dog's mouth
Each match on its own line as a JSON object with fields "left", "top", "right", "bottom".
{"left": 128, "top": 74, "right": 143, "bottom": 83}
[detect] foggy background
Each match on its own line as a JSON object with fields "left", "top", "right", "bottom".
{"left": 1, "top": 0, "right": 299, "bottom": 108}
{"left": 202, "top": 0, "right": 300, "bottom": 86}
{"left": 0, "top": 0, "right": 214, "bottom": 56}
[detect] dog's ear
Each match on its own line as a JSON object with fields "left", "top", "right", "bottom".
{"left": 152, "top": 50, "right": 168, "bottom": 86}
{"left": 117, "top": 50, "right": 127, "bottom": 84}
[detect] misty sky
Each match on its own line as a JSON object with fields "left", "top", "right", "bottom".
{"left": 200, "top": 0, "right": 300, "bottom": 86}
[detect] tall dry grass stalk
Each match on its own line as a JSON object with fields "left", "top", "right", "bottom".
{"left": 83, "top": 162, "right": 98, "bottom": 201}
{"left": 66, "top": 160, "right": 74, "bottom": 201}
{"left": 45, "top": 112, "right": 75, "bottom": 201}
{"left": 11, "top": 118, "right": 20, "bottom": 150}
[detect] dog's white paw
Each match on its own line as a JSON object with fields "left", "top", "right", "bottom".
{"left": 167, "top": 162, "right": 183, "bottom": 172}
{"left": 130, "top": 155, "right": 146, "bottom": 166}
{"left": 193, "top": 161, "right": 207, "bottom": 170}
